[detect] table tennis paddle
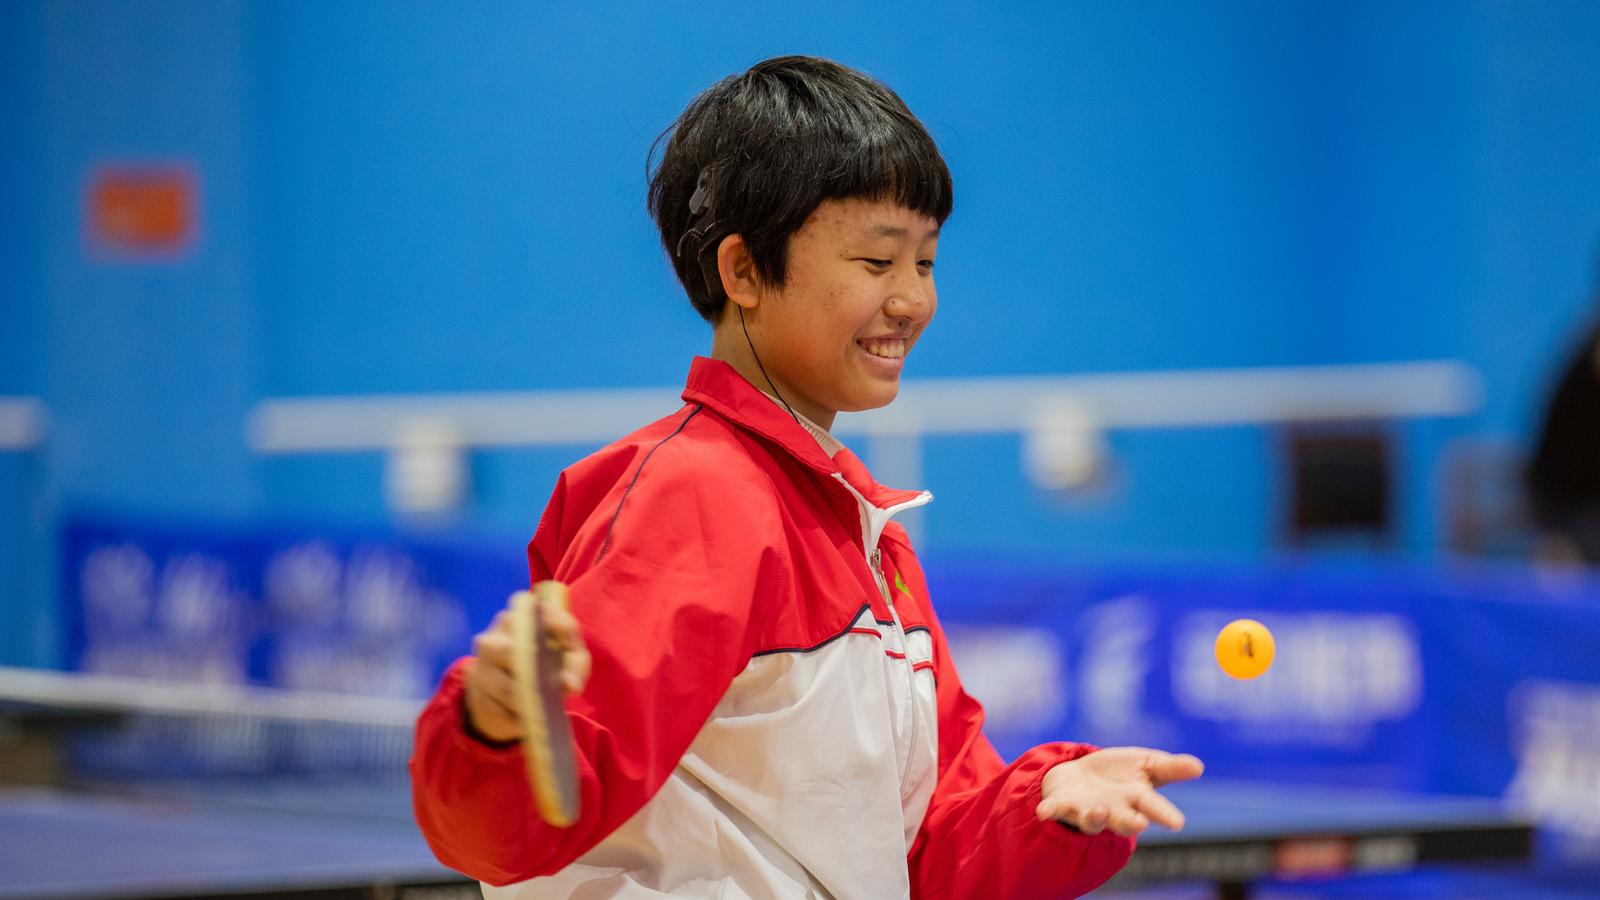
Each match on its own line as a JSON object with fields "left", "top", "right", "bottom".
{"left": 509, "top": 581, "right": 580, "bottom": 827}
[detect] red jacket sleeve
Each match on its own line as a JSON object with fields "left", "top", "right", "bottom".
{"left": 410, "top": 449, "right": 786, "bottom": 885}
{"left": 902, "top": 553, "right": 1134, "bottom": 899}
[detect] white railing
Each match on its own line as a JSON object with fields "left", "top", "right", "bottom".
{"left": 246, "top": 360, "right": 1483, "bottom": 512}
{"left": 248, "top": 361, "right": 1480, "bottom": 450}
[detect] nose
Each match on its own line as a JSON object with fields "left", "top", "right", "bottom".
{"left": 883, "top": 270, "right": 935, "bottom": 328}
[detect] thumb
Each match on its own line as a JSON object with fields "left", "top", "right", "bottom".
{"left": 1146, "top": 751, "right": 1204, "bottom": 787}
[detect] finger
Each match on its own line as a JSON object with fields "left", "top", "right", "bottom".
{"left": 1134, "top": 789, "right": 1187, "bottom": 831}
{"left": 1076, "top": 805, "right": 1109, "bottom": 835}
{"left": 1037, "top": 797, "right": 1099, "bottom": 833}
{"left": 473, "top": 629, "right": 515, "bottom": 669}
{"left": 561, "top": 643, "right": 592, "bottom": 694}
{"left": 1106, "top": 805, "right": 1150, "bottom": 837}
{"left": 541, "top": 599, "right": 583, "bottom": 651}
{"left": 489, "top": 608, "right": 514, "bottom": 636}
{"left": 1035, "top": 796, "right": 1074, "bottom": 822}
{"left": 1146, "top": 752, "right": 1205, "bottom": 787}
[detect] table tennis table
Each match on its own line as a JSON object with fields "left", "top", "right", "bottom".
{"left": 0, "top": 783, "right": 474, "bottom": 900}
{"left": 1099, "top": 778, "right": 1536, "bottom": 898}
{"left": 0, "top": 778, "right": 1533, "bottom": 900}
{"left": 0, "top": 666, "right": 469, "bottom": 899}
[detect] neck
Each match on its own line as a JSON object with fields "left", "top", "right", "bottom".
{"left": 710, "top": 313, "right": 837, "bottom": 431}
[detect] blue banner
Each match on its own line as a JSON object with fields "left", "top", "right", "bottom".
{"left": 925, "top": 557, "right": 1600, "bottom": 869}
{"left": 61, "top": 517, "right": 526, "bottom": 700}
{"left": 56, "top": 518, "right": 1600, "bottom": 868}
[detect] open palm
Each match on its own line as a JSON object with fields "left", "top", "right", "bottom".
{"left": 1036, "top": 747, "right": 1204, "bottom": 837}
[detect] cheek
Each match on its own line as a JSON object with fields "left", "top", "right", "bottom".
{"left": 815, "top": 280, "right": 873, "bottom": 332}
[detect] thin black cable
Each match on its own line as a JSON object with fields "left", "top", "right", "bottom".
{"left": 682, "top": 163, "right": 802, "bottom": 430}
{"left": 739, "top": 306, "right": 803, "bottom": 428}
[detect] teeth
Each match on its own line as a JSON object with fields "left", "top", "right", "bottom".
{"left": 861, "top": 339, "right": 905, "bottom": 360}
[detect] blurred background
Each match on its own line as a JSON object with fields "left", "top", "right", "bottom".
{"left": 3, "top": 1, "right": 1600, "bottom": 897}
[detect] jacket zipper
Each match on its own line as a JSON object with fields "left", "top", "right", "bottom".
{"left": 829, "top": 474, "right": 933, "bottom": 790}
{"left": 869, "top": 544, "right": 920, "bottom": 787}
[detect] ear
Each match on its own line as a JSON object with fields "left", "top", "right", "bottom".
{"left": 715, "top": 234, "right": 763, "bottom": 312}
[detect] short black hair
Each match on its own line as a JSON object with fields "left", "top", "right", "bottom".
{"left": 648, "top": 56, "right": 954, "bottom": 322}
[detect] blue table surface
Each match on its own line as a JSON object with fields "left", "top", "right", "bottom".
{"left": 0, "top": 786, "right": 462, "bottom": 899}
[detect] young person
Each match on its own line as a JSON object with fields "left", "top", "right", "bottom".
{"left": 411, "top": 55, "right": 1203, "bottom": 899}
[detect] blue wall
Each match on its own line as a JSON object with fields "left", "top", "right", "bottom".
{"left": 6, "top": 1, "right": 1600, "bottom": 664}
{"left": 35, "top": 2, "right": 260, "bottom": 517}
{"left": 1, "top": 0, "right": 45, "bottom": 666}
{"left": 1, "top": 2, "right": 41, "bottom": 396}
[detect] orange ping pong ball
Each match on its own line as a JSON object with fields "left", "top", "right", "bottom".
{"left": 1214, "top": 618, "right": 1275, "bottom": 680}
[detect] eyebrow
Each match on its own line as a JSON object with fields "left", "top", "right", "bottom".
{"left": 865, "top": 224, "right": 941, "bottom": 239}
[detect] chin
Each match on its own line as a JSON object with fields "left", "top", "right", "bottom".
{"left": 842, "top": 383, "right": 902, "bottom": 414}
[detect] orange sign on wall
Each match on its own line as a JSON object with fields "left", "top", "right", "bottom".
{"left": 87, "top": 166, "right": 196, "bottom": 257}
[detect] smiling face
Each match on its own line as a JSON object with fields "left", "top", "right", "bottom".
{"left": 711, "top": 197, "right": 940, "bottom": 431}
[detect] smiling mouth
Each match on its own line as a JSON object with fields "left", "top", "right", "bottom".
{"left": 858, "top": 337, "right": 906, "bottom": 360}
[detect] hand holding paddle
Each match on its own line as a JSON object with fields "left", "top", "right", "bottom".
{"left": 464, "top": 581, "right": 589, "bottom": 826}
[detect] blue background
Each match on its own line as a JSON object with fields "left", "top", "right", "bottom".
{"left": 8, "top": 5, "right": 1600, "bottom": 890}
{"left": 5, "top": 2, "right": 1600, "bottom": 666}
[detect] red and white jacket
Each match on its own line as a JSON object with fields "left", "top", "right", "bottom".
{"left": 411, "top": 357, "right": 1134, "bottom": 898}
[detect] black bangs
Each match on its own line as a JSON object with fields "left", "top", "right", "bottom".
{"left": 649, "top": 56, "right": 953, "bottom": 322}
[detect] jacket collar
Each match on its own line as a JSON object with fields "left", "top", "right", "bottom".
{"left": 680, "top": 356, "right": 928, "bottom": 511}
{"left": 682, "top": 356, "right": 838, "bottom": 476}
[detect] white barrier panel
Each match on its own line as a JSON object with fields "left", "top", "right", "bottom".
{"left": 245, "top": 361, "right": 1482, "bottom": 515}
{"left": 0, "top": 396, "right": 46, "bottom": 450}
{"left": 247, "top": 360, "right": 1481, "bottom": 452}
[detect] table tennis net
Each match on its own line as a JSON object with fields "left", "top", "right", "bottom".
{"left": 0, "top": 665, "right": 422, "bottom": 790}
